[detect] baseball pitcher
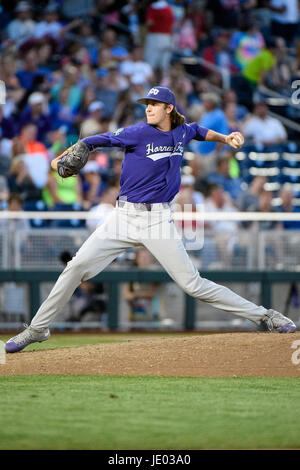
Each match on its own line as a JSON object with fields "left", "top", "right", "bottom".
{"left": 5, "top": 87, "right": 296, "bottom": 352}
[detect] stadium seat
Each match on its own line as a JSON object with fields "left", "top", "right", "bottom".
{"left": 50, "top": 202, "right": 86, "bottom": 228}
{"left": 281, "top": 153, "right": 300, "bottom": 169}
{"left": 23, "top": 200, "right": 48, "bottom": 228}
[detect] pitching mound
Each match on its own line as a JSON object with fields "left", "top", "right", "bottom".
{"left": 2, "top": 332, "right": 300, "bottom": 377}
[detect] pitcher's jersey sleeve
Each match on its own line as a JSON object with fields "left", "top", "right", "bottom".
{"left": 82, "top": 123, "right": 143, "bottom": 151}
{"left": 184, "top": 122, "right": 209, "bottom": 143}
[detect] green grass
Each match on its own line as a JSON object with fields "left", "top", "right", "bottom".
{"left": 0, "top": 375, "right": 300, "bottom": 450}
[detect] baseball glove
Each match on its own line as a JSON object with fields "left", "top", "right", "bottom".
{"left": 57, "top": 141, "right": 89, "bottom": 178}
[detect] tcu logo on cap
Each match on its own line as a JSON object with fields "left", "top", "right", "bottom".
{"left": 148, "top": 88, "right": 159, "bottom": 96}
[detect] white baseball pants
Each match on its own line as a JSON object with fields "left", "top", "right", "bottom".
{"left": 31, "top": 202, "right": 267, "bottom": 329}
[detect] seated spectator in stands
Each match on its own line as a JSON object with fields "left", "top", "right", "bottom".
{"left": 86, "top": 185, "right": 119, "bottom": 232}
{"left": 6, "top": 1, "right": 36, "bottom": 47}
{"left": 95, "top": 69, "right": 119, "bottom": 119}
{"left": 277, "top": 186, "right": 300, "bottom": 230}
{"left": 120, "top": 46, "right": 154, "bottom": 87}
{"left": 0, "top": 105, "right": 16, "bottom": 139}
{"left": 80, "top": 160, "right": 102, "bottom": 210}
{"left": 16, "top": 46, "right": 43, "bottom": 91}
{"left": 105, "top": 62, "right": 128, "bottom": 92}
{"left": 224, "top": 102, "right": 244, "bottom": 134}
{"left": 42, "top": 168, "right": 83, "bottom": 209}
{"left": 123, "top": 247, "right": 161, "bottom": 325}
{"left": 0, "top": 193, "right": 30, "bottom": 231}
{"left": 100, "top": 28, "right": 129, "bottom": 64}
{"left": 204, "top": 183, "right": 238, "bottom": 232}
{"left": 7, "top": 139, "right": 43, "bottom": 201}
{"left": 50, "top": 86, "right": 78, "bottom": 135}
{"left": 207, "top": 155, "right": 243, "bottom": 201}
{"left": 0, "top": 53, "right": 25, "bottom": 115}
{"left": 18, "top": 124, "right": 50, "bottom": 189}
{"left": 243, "top": 101, "right": 287, "bottom": 147}
{"left": 79, "top": 101, "right": 104, "bottom": 138}
{"left": 256, "top": 189, "right": 282, "bottom": 231}
{"left": 264, "top": 37, "right": 294, "bottom": 94}
{"left": 189, "top": 92, "right": 229, "bottom": 176}
{"left": 113, "top": 89, "right": 137, "bottom": 128}
{"left": 222, "top": 89, "right": 248, "bottom": 121}
{"left": 18, "top": 92, "right": 52, "bottom": 144}
{"left": 34, "top": 3, "right": 63, "bottom": 39}
{"left": 229, "top": 15, "right": 265, "bottom": 71}
{"left": 202, "top": 32, "right": 232, "bottom": 78}
{"left": 51, "top": 63, "right": 83, "bottom": 111}
{"left": 268, "top": 0, "right": 300, "bottom": 47}
{"left": 237, "top": 175, "right": 267, "bottom": 211}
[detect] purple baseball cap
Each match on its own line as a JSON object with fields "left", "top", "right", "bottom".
{"left": 137, "top": 86, "right": 176, "bottom": 106}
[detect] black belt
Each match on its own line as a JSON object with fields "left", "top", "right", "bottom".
{"left": 117, "top": 201, "right": 170, "bottom": 211}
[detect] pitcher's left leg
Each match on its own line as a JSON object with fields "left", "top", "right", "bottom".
{"left": 143, "top": 226, "right": 267, "bottom": 325}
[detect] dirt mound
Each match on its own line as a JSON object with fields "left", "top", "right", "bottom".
{"left": 1, "top": 333, "right": 300, "bottom": 377}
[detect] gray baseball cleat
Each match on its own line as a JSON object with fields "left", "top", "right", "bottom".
{"left": 261, "top": 309, "right": 296, "bottom": 333}
{"left": 5, "top": 325, "right": 50, "bottom": 353}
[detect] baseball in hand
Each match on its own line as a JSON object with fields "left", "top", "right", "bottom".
{"left": 227, "top": 132, "right": 244, "bottom": 149}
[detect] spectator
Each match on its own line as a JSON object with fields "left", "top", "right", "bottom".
{"left": 106, "top": 62, "right": 128, "bottom": 92}
{"left": 243, "top": 101, "right": 287, "bottom": 147}
{"left": 86, "top": 185, "right": 119, "bottom": 231}
{"left": 80, "top": 160, "right": 102, "bottom": 209}
{"left": 7, "top": 138, "right": 42, "bottom": 201}
{"left": 6, "top": 1, "right": 36, "bottom": 47}
{"left": 50, "top": 86, "right": 77, "bottom": 135}
{"left": 204, "top": 183, "right": 238, "bottom": 232}
{"left": 51, "top": 64, "right": 83, "bottom": 111}
{"left": 34, "top": 3, "right": 63, "bottom": 39}
{"left": 190, "top": 92, "right": 229, "bottom": 176}
{"left": 242, "top": 37, "right": 276, "bottom": 91}
{"left": 123, "top": 247, "right": 161, "bottom": 324}
{"left": 144, "top": 0, "right": 174, "bottom": 73}
{"left": 16, "top": 47, "right": 42, "bottom": 91}
{"left": 120, "top": 45, "right": 154, "bottom": 86}
{"left": 224, "top": 102, "right": 244, "bottom": 134}
{"left": 256, "top": 188, "right": 281, "bottom": 230}
{"left": 202, "top": 33, "right": 232, "bottom": 81}
{"left": 237, "top": 175, "right": 267, "bottom": 211}
{"left": 18, "top": 92, "right": 52, "bottom": 144}
{"left": 277, "top": 186, "right": 300, "bottom": 230}
{"left": 95, "top": 69, "right": 119, "bottom": 118}
{"left": 0, "top": 193, "right": 30, "bottom": 231}
{"left": 268, "top": 0, "right": 300, "bottom": 47}
{"left": 18, "top": 123, "right": 50, "bottom": 189}
{"left": 42, "top": 168, "right": 83, "bottom": 208}
{"left": 0, "top": 53, "right": 25, "bottom": 116}
{"left": 222, "top": 89, "right": 248, "bottom": 121}
{"left": 0, "top": 104, "right": 16, "bottom": 139}
{"left": 229, "top": 15, "right": 265, "bottom": 71}
{"left": 207, "top": 155, "right": 244, "bottom": 201}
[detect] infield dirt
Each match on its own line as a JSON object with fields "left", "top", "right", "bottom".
{"left": 1, "top": 332, "right": 300, "bottom": 377}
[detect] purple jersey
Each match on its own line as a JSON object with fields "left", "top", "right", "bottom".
{"left": 82, "top": 122, "right": 208, "bottom": 203}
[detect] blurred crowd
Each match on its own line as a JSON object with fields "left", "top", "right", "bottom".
{"left": 0, "top": 0, "right": 300, "bottom": 233}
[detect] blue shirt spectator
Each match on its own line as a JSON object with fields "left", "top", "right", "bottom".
{"left": 191, "top": 93, "right": 229, "bottom": 155}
